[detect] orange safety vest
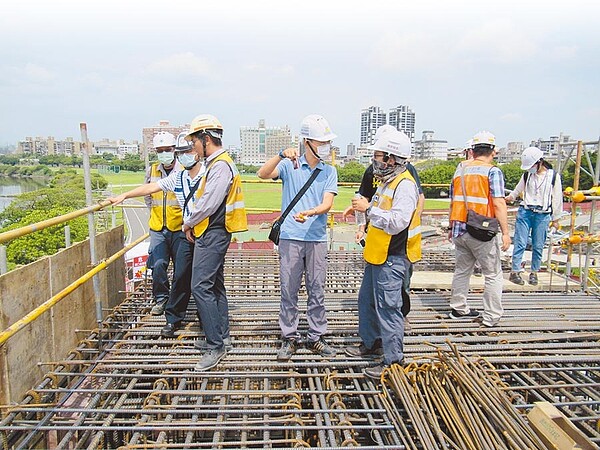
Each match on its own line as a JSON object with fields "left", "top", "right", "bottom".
{"left": 449, "top": 160, "right": 495, "bottom": 223}
{"left": 148, "top": 163, "right": 183, "bottom": 232}
{"left": 192, "top": 152, "right": 248, "bottom": 237}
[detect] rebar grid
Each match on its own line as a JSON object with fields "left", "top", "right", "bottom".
{"left": 1, "top": 249, "right": 599, "bottom": 449}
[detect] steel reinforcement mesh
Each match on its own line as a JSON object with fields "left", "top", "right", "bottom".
{"left": 1, "top": 249, "right": 598, "bottom": 449}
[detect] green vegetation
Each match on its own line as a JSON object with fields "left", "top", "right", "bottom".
{"left": 0, "top": 171, "right": 108, "bottom": 268}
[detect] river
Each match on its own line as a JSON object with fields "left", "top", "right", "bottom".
{"left": 0, "top": 178, "right": 47, "bottom": 212}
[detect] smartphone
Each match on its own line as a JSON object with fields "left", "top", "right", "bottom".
{"left": 359, "top": 239, "right": 365, "bottom": 247}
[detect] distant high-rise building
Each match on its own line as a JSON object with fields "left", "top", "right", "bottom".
{"left": 239, "top": 119, "right": 291, "bottom": 166}
{"left": 413, "top": 130, "right": 448, "bottom": 160}
{"left": 388, "top": 105, "right": 416, "bottom": 142}
{"left": 360, "top": 106, "right": 386, "bottom": 145}
{"left": 346, "top": 142, "right": 356, "bottom": 158}
{"left": 142, "top": 120, "right": 189, "bottom": 154}
{"left": 499, "top": 141, "right": 525, "bottom": 164}
{"left": 17, "top": 136, "right": 82, "bottom": 156}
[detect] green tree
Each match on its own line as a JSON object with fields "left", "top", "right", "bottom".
{"left": 337, "top": 161, "right": 367, "bottom": 183}
{"left": 499, "top": 160, "right": 523, "bottom": 189}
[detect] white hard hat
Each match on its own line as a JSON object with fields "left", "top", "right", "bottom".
{"left": 185, "top": 114, "right": 223, "bottom": 140}
{"left": 300, "top": 114, "right": 337, "bottom": 141}
{"left": 153, "top": 132, "right": 176, "bottom": 148}
{"left": 368, "top": 130, "right": 411, "bottom": 159}
{"left": 472, "top": 130, "right": 496, "bottom": 147}
{"left": 520, "top": 146, "right": 544, "bottom": 170}
{"left": 374, "top": 124, "right": 397, "bottom": 140}
{"left": 174, "top": 132, "right": 192, "bottom": 153}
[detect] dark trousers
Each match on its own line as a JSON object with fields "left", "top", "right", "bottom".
{"left": 191, "top": 227, "right": 231, "bottom": 350}
{"left": 149, "top": 229, "right": 194, "bottom": 325}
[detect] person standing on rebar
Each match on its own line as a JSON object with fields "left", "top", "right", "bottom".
{"left": 144, "top": 132, "right": 187, "bottom": 318}
{"left": 345, "top": 129, "right": 421, "bottom": 379}
{"left": 447, "top": 131, "right": 510, "bottom": 328}
{"left": 106, "top": 133, "right": 199, "bottom": 339}
{"left": 505, "top": 147, "right": 563, "bottom": 286}
{"left": 343, "top": 125, "right": 425, "bottom": 325}
{"left": 257, "top": 114, "right": 338, "bottom": 361}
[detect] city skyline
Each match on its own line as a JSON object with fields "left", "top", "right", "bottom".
{"left": 1, "top": 1, "right": 599, "bottom": 151}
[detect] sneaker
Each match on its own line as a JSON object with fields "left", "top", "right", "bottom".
{"left": 195, "top": 337, "right": 232, "bottom": 352}
{"left": 448, "top": 309, "right": 480, "bottom": 320}
{"left": 277, "top": 338, "right": 298, "bottom": 361}
{"left": 473, "top": 266, "right": 483, "bottom": 277}
{"left": 194, "top": 347, "right": 226, "bottom": 372}
{"left": 151, "top": 300, "right": 167, "bottom": 316}
{"left": 345, "top": 342, "right": 383, "bottom": 359}
{"left": 161, "top": 322, "right": 183, "bottom": 338}
{"left": 306, "top": 337, "right": 336, "bottom": 357}
{"left": 529, "top": 272, "right": 538, "bottom": 285}
{"left": 363, "top": 360, "right": 404, "bottom": 380}
{"left": 475, "top": 317, "right": 498, "bottom": 328}
{"left": 509, "top": 272, "right": 525, "bottom": 285}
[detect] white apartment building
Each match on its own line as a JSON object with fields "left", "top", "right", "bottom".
{"left": 346, "top": 143, "right": 356, "bottom": 158}
{"left": 498, "top": 141, "right": 525, "bottom": 164}
{"left": 413, "top": 131, "right": 448, "bottom": 160}
{"left": 17, "top": 136, "right": 82, "bottom": 156}
{"left": 388, "top": 105, "right": 416, "bottom": 142}
{"left": 360, "top": 106, "right": 386, "bottom": 145}
{"left": 239, "top": 119, "right": 291, "bottom": 166}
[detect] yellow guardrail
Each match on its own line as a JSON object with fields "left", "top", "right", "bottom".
{"left": 0, "top": 232, "right": 149, "bottom": 347}
{"left": 0, "top": 200, "right": 113, "bottom": 245}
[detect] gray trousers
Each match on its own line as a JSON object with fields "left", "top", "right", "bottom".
{"left": 278, "top": 239, "right": 328, "bottom": 342}
{"left": 451, "top": 233, "right": 504, "bottom": 325}
{"left": 191, "top": 227, "right": 231, "bottom": 350}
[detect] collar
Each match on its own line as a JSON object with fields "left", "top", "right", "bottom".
{"left": 205, "top": 147, "right": 225, "bottom": 164}
{"left": 300, "top": 154, "right": 325, "bottom": 170}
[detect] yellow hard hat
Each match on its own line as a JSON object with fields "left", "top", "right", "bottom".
{"left": 186, "top": 114, "right": 223, "bottom": 140}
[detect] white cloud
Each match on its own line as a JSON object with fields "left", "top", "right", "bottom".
{"left": 145, "top": 52, "right": 214, "bottom": 78}
{"left": 548, "top": 45, "right": 578, "bottom": 61}
{"left": 369, "top": 32, "right": 450, "bottom": 71}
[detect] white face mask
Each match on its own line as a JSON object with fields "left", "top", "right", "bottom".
{"left": 316, "top": 143, "right": 331, "bottom": 159}
{"left": 177, "top": 152, "right": 198, "bottom": 170}
{"left": 157, "top": 151, "right": 175, "bottom": 166}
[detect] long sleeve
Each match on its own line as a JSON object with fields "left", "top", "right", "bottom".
{"left": 183, "top": 161, "right": 232, "bottom": 228}
{"left": 551, "top": 174, "right": 564, "bottom": 221}
{"left": 507, "top": 174, "right": 525, "bottom": 201}
{"left": 369, "top": 179, "right": 418, "bottom": 235}
{"left": 144, "top": 166, "right": 153, "bottom": 208}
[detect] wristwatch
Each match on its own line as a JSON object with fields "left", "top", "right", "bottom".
{"left": 278, "top": 149, "right": 285, "bottom": 159}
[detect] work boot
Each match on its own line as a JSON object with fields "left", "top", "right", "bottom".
{"left": 509, "top": 272, "right": 525, "bottom": 285}
{"left": 151, "top": 299, "right": 167, "bottom": 316}
{"left": 306, "top": 337, "right": 336, "bottom": 357}
{"left": 529, "top": 272, "right": 538, "bottom": 285}
{"left": 161, "top": 322, "right": 183, "bottom": 338}
{"left": 345, "top": 341, "right": 383, "bottom": 359}
{"left": 195, "top": 337, "right": 232, "bottom": 352}
{"left": 448, "top": 309, "right": 480, "bottom": 320}
{"left": 473, "top": 266, "right": 483, "bottom": 277}
{"left": 194, "top": 347, "right": 226, "bottom": 372}
{"left": 363, "top": 360, "right": 404, "bottom": 380}
{"left": 277, "top": 338, "right": 298, "bottom": 361}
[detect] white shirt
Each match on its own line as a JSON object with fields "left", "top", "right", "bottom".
{"left": 508, "top": 169, "right": 563, "bottom": 221}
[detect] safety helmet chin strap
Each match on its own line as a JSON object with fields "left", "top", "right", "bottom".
{"left": 305, "top": 139, "right": 320, "bottom": 160}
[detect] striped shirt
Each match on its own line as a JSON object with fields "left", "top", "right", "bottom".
{"left": 157, "top": 165, "right": 206, "bottom": 222}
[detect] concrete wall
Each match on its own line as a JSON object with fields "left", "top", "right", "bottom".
{"left": 0, "top": 226, "right": 126, "bottom": 406}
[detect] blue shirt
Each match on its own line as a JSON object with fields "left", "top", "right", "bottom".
{"left": 277, "top": 155, "right": 338, "bottom": 242}
{"left": 450, "top": 165, "right": 505, "bottom": 238}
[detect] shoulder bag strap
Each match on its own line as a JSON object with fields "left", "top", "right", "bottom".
{"left": 279, "top": 167, "right": 322, "bottom": 223}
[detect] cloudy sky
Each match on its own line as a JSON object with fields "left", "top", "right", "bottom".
{"left": 1, "top": 0, "right": 599, "bottom": 151}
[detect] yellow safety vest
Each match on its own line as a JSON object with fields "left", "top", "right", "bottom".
{"left": 364, "top": 170, "right": 422, "bottom": 265}
{"left": 148, "top": 163, "right": 183, "bottom": 232}
{"left": 449, "top": 160, "right": 495, "bottom": 222}
{"left": 192, "top": 152, "right": 248, "bottom": 237}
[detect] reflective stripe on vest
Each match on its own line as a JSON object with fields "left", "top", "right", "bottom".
{"left": 363, "top": 170, "right": 422, "bottom": 265}
{"left": 449, "top": 161, "right": 494, "bottom": 223}
{"left": 192, "top": 152, "right": 248, "bottom": 237}
{"left": 148, "top": 163, "right": 183, "bottom": 232}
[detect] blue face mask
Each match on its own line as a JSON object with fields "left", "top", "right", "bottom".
{"left": 177, "top": 152, "right": 198, "bottom": 170}
{"left": 528, "top": 164, "right": 538, "bottom": 174}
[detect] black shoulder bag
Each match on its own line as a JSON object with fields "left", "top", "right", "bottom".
{"left": 269, "top": 168, "right": 322, "bottom": 245}
{"left": 460, "top": 163, "right": 499, "bottom": 242}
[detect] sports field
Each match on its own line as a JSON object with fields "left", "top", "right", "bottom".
{"left": 101, "top": 170, "right": 449, "bottom": 212}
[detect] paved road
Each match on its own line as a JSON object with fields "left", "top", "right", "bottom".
{"left": 122, "top": 199, "right": 150, "bottom": 245}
